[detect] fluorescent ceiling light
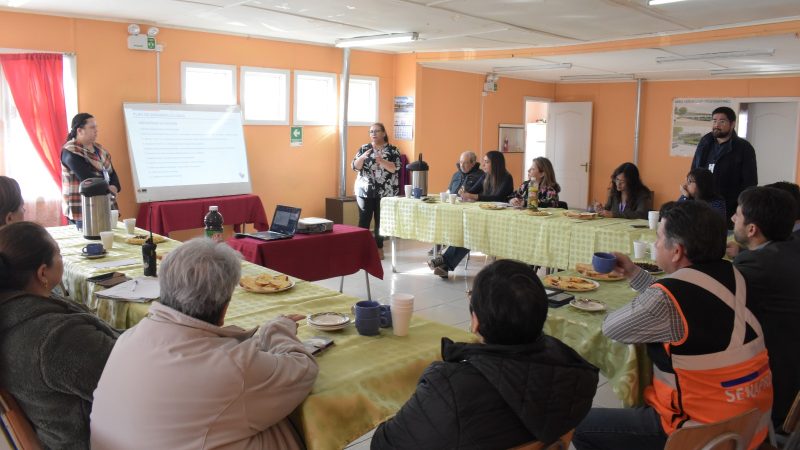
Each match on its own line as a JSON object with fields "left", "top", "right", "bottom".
{"left": 492, "top": 63, "right": 572, "bottom": 73}
{"left": 710, "top": 66, "right": 800, "bottom": 77}
{"left": 335, "top": 32, "right": 418, "bottom": 48}
{"left": 560, "top": 74, "right": 635, "bottom": 81}
{"left": 657, "top": 49, "right": 775, "bottom": 63}
{"left": 648, "top": 0, "right": 690, "bottom": 5}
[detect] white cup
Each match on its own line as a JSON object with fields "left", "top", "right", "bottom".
{"left": 650, "top": 242, "right": 657, "bottom": 261}
{"left": 99, "top": 231, "right": 114, "bottom": 250}
{"left": 648, "top": 211, "right": 659, "bottom": 230}
{"left": 440, "top": 192, "right": 448, "bottom": 202}
{"left": 391, "top": 307, "right": 413, "bottom": 336}
{"left": 110, "top": 210, "right": 119, "bottom": 227}
{"left": 123, "top": 218, "right": 136, "bottom": 235}
{"left": 404, "top": 185, "right": 413, "bottom": 198}
{"left": 449, "top": 193, "right": 458, "bottom": 204}
{"left": 633, "top": 240, "right": 647, "bottom": 259}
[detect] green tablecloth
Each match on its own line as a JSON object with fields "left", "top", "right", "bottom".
{"left": 543, "top": 271, "right": 654, "bottom": 407}
{"left": 50, "top": 225, "right": 474, "bottom": 450}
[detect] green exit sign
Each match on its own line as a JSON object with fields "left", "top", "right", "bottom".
{"left": 147, "top": 37, "right": 156, "bottom": 49}
{"left": 290, "top": 126, "right": 303, "bottom": 147}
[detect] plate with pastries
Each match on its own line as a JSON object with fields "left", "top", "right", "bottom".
{"left": 125, "top": 234, "right": 167, "bottom": 245}
{"left": 239, "top": 273, "right": 295, "bottom": 294}
{"left": 563, "top": 210, "right": 599, "bottom": 220}
{"left": 575, "top": 263, "right": 624, "bottom": 281}
{"left": 543, "top": 275, "right": 600, "bottom": 292}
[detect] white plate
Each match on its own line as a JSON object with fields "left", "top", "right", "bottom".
{"left": 569, "top": 298, "right": 607, "bottom": 312}
{"left": 308, "top": 312, "right": 350, "bottom": 329}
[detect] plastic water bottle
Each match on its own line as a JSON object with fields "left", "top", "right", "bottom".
{"left": 204, "top": 206, "right": 224, "bottom": 242}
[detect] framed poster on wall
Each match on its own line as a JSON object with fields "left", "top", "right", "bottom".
{"left": 498, "top": 124, "right": 524, "bottom": 153}
{"left": 670, "top": 98, "right": 735, "bottom": 157}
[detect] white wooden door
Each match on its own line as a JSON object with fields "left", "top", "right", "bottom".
{"left": 546, "top": 102, "right": 593, "bottom": 209}
{"left": 746, "top": 102, "right": 799, "bottom": 185}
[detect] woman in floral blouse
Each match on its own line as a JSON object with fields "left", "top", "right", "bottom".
{"left": 351, "top": 123, "right": 401, "bottom": 259}
{"left": 509, "top": 157, "right": 561, "bottom": 208}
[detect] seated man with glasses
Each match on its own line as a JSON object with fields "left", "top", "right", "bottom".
{"left": 371, "top": 259, "right": 598, "bottom": 450}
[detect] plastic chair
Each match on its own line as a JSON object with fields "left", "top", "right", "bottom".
{"left": 0, "top": 389, "right": 42, "bottom": 450}
{"left": 510, "top": 429, "right": 574, "bottom": 450}
{"left": 664, "top": 408, "right": 762, "bottom": 450}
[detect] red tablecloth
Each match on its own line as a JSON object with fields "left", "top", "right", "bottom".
{"left": 226, "top": 224, "right": 384, "bottom": 281}
{"left": 136, "top": 194, "right": 269, "bottom": 236}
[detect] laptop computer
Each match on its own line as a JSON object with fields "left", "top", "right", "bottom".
{"left": 242, "top": 205, "right": 301, "bottom": 242}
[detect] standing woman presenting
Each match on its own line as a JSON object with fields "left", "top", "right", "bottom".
{"left": 351, "top": 123, "right": 400, "bottom": 260}
{"left": 61, "top": 113, "right": 121, "bottom": 224}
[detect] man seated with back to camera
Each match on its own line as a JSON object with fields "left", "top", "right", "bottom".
{"left": 371, "top": 259, "right": 599, "bottom": 450}
{"left": 573, "top": 201, "right": 772, "bottom": 450}
{"left": 765, "top": 181, "right": 800, "bottom": 238}
{"left": 91, "top": 239, "right": 318, "bottom": 450}
{"left": 730, "top": 186, "right": 800, "bottom": 433}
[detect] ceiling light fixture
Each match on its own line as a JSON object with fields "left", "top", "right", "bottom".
{"left": 710, "top": 66, "right": 800, "bottom": 77}
{"left": 335, "top": 32, "right": 418, "bottom": 48}
{"left": 648, "top": 0, "right": 690, "bottom": 5}
{"left": 657, "top": 49, "right": 775, "bottom": 63}
{"left": 560, "top": 74, "right": 636, "bottom": 81}
{"left": 492, "top": 63, "right": 572, "bottom": 73}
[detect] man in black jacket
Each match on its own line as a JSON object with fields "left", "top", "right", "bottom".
{"left": 371, "top": 260, "right": 598, "bottom": 450}
{"left": 447, "top": 151, "right": 484, "bottom": 195}
{"left": 732, "top": 186, "right": 800, "bottom": 431}
{"left": 691, "top": 106, "right": 757, "bottom": 224}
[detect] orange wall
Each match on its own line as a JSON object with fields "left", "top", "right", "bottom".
{"left": 0, "top": 10, "right": 396, "bottom": 224}
{"left": 556, "top": 78, "right": 800, "bottom": 208}
{"left": 415, "top": 68, "right": 554, "bottom": 192}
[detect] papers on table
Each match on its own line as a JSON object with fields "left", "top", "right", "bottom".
{"left": 95, "top": 276, "right": 160, "bottom": 303}
{"left": 91, "top": 258, "right": 141, "bottom": 269}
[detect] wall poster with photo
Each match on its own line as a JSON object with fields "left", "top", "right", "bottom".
{"left": 670, "top": 98, "right": 737, "bottom": 157}
{"left": 498, "top": 124, "right": 524, "bottom": 153}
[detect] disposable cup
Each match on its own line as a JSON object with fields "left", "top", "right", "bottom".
{"left": 633, "top": 241, "right": 648, "bottom": 259}
{"left": 391, "top": 308, "right": 413, "bottom": 336}
{"left": 650, "top": 242, "right": 657, "bottom": 261}
{"left": 449, "top": 194, "right": 458, "bottom": 204}
{"left": 110, "top": 210, "right": 119, "bottom": 227}
{"left": 389, "top": 293, "right": 414, "bottom": 307}
{"left": 123, "top": 218, "right": 136, "bottom": 235}
{"left": 404, "top": 185, "right": 413, "bottom": 198}
{"left": 648, "top": 211, "right": 659, "bottom": 230}
{"left": 99, "top": 231, "right": 114, "bottom": 250}
{"left": 440, "top": 192, "right": 448, "bottom": 202}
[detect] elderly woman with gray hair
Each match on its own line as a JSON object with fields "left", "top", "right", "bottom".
{"left": 90, "top": 239, "right": 319, "bottom": 450}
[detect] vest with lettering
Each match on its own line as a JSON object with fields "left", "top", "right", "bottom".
{"left": 644, "top": 260, "right": 772, "bottom": 449}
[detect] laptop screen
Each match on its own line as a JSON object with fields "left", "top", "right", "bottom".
{"left": 270, "top": 205, "right": 302, "bottom": 235}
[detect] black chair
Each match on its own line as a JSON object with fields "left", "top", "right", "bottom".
{"left": 557, "top": 201, "right": 568, "bottom": 209}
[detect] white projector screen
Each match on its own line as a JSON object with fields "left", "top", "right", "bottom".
{"left": 123, "top": 103, "right": 252, "bottom": 203}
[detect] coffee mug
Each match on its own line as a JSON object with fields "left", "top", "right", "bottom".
{"left": 82, "top": 243, "right": 104, "bottom": 256}
{"left": 412, "top": 187, "right": 422, "bottom": 199}
{"left": 379, "top": 304, "right": 392, "bottom": 328}
{"left": 592, "top": 252, "right": 617, "bottom": 274}
{"left": 353, "top": 300, "right": 381, "bottom": 319}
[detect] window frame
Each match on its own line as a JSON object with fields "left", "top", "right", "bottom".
{"left": 240, "top": 66, "right": 290, "bottom": 125}
{"left": 347, "top": 75, "right": 379, "bottom": 126}
{"left": 181, "top": 61, "right": 237, "bottom": 106}
{"left": 293, "top": 70, "right": 338, "bottom": 126}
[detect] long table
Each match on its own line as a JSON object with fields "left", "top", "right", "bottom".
{"left": 49, "top": 225, "right": 473, "bottom": 450}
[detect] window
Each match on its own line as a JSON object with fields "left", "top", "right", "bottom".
{"left": 347, "top": 76, "right": 378, "bottom": 125}
{"left": 240, "top": 67, "right": 289, "bottom": 125}
{"left": 294, "top": 71, "right": 337, "bottom": 126}
{"left": 181, "top": 62, "right": 236, "bottom": 105}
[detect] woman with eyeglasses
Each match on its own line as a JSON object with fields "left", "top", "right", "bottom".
{"left": 678, "top": 167, "right": 726, "bottom": 218}
{"left": 351, "top": 123, "right": 401, "bottom": 260}
{"left": 0, "top": 221, "right": 119, "bottom": 448}
{"left": 593, "top": 162, "right": 652, "bottom": 219}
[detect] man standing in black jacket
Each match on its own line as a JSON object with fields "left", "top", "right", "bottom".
{"left": 691, "top": 106, "right": 757, "bottom": 225}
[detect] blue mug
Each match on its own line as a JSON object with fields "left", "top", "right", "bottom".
{"left": 379, "top": 304, "right": 392, "bottom": 328}
{"left": 592, "top": 252, "right": 617, "bottom": 274}
{"left": 355, "top": 316, "right": 381, "bottom": 336}
{"left": 412, "top": 187, "right": 422, "bottom": 199}
{"left": 82, "top": 243, "right": 104, "bottom": 256}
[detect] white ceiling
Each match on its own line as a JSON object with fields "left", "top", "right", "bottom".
{"left": 3, "top": 0, "right": 800, "bottom": 82}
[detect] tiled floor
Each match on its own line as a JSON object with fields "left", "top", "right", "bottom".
{"left": 313, "top": 238, "right": 621, "bottom": 450}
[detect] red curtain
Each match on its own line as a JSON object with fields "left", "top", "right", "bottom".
{"left": 0, "top": 53, "right": 67, "bottom": 191}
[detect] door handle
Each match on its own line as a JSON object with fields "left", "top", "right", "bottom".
{"left": 580, "top": 163, "right": 589, "bottom": 173}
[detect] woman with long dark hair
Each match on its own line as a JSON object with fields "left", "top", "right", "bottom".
{"left": 0, "top": 221, "right": 118, "bottom": 448}
{"left": 678, "top": 167, "right": 726, "bottom": 217}
{"left": 61, "top": 113, "right": 121, "bottom": 224}
{"left": 593, "top": 162, "right": 652, "bottom": 219}
{"left": 351, "top": 122, "right": 401, "bottom": 260}
{"left": 431, "top": 151, "right": 514, "bottom": 277}
{"left": 0, "top": 176, "right": 24, "bottom": 226}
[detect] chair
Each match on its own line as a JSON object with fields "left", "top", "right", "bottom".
{"left": 664, "top": 408, "right": 762, "bottom": 450}
{"left": 556, "top": 201, "right": 568, "bottom": 209}
{"left": 0, "top": 389, "right": 42, "bottom": 450}
{"left": 511, "top": 429, "right": 574, "bottom": 450}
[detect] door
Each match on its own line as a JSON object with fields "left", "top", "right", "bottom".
{"left": 546, "top": 102, "right": 593, "bottom": 209}
{"left": 745, "top": 102, "right": 799, "bottom": 185}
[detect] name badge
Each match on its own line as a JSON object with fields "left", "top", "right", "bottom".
{"left": 708, "top": 163, "right": 715, "bottom": 173}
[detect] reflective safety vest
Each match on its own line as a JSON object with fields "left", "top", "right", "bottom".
{"left": 643, "top": 263, "right": 772, "bottom": 449}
